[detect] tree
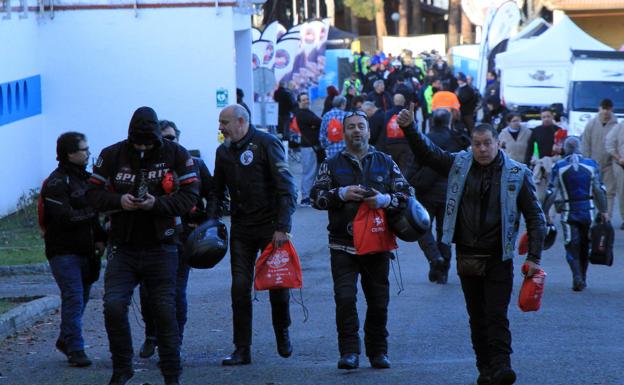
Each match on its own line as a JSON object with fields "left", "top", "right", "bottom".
{"left": 410, "top": 0, "right": 422, "bottom": 35}
{"left": 399, "top": 0, "right": 408, "bottom": 37}
{"left": 344, "top": 0, "right": 387, "bottom": 49}
{"left": 448, "top": 0, "right": 461, "bottom": 48}
{"left": 374, "top": 0, "right": 387, "bottom": 48}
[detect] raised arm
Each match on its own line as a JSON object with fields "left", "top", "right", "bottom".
{"left": 396, "top": 104, "right": 455, "bottom": 176}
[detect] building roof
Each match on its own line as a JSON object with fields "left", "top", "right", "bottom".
{"left": 545, "top": 0, "right": 624, "bottom": 11}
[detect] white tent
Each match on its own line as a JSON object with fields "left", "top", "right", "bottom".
{"left": 496, "top": 16, "right": 613, "bottom": 108}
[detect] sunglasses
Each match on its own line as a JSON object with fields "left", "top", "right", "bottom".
{"left": 163, "top": 135, "right": 177, "bottom": 141}
{"left": 342, "top": 110, "right": 368, "bottom": 125}
{"left": 74, "top": 147, "right": 89, "bottom": 153}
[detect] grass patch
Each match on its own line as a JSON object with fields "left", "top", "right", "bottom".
{"left": 0, "top": 296, "right": 44, "bottom": 314}
{"left": 0, "top": 299, "right": 21, "bottom": 314}
{"left": 0, "top": 191, "right": 46, "bottom": 266}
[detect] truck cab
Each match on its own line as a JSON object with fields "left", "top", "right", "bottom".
{"left": 568, "top": 50, "right": 624, "bottom": 136}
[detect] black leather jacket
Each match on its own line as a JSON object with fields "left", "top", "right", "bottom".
{"left": 311, "top": 147, "right": 413, "bottom": 246}
{"left": 41, "top": 163, "right": 106, "bottom": 259}
{"left": 210, "top": 126, "right": 297, "bottom": 232}
{"left": 400, "top": 122, "right": 546, "bottom": 262}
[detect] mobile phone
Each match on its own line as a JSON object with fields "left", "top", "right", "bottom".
{"left": 362, "top": 187, "right": 376, "bottom": 197}
{"left": 131, "top": 197, "right": 146, "bottom": 203}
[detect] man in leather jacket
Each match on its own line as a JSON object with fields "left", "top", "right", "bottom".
{"left": 208, "top": 104, "right": 297, "bottom": 366}
{"left": 311, "top": 110, "right": 412, "bottom": 371}
{"left": 397, "top": 104, "right": 546, "bottom": 385}
{"left": 41, "top": 132, "right": 106, "bottom": 368}
{"left": 87, "top": 107, "right": 199, "bottom": 385}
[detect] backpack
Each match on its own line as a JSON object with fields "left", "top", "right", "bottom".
{"left": 327, "top": 117, "right": 344, "bottom": 143}
{"left": 385, "top": 114, "right": 405, "bottom": 139}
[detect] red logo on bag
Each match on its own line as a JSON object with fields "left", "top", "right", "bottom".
{"left": 386, "top": 115, "right": 405, "bottom": 139}
{"left": 327, "top": 118, "right": 344, "bottom": 143}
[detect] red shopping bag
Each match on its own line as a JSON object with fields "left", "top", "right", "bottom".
{"left": 353, "top": 203, "right": 398, "bottom": 255}
{"left": 254, "top": 240, "right": 303, "bottom": 291}
{"left": 518, "top": 264, "right": 546, "bottom": 312}
{"left": 518, "top": 231, "right": 529, "bottom": 255}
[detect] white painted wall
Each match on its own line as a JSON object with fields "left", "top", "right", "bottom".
{"left": 0, "top": 14, "right": 44, "bottom": 215}
{"left": 0, "top": 4, "right": 252, "bottom": 215}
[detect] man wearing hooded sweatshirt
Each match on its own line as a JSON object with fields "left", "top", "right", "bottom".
{"left": 87, "top": 107, "right": 199, "bottom": 385}
{"left": 41, "top": 132, "right": 106, "bottom": 368}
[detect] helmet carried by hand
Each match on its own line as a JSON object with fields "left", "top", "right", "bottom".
{"left": 184, "top": 219, "right": 228, "bottom": 269}
{"left": 388, "top": 197, "right": 430, "bottom": 242}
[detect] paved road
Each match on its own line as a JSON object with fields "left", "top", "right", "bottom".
{"left": 1, "top": 206, "right": 624, "bottom": 385}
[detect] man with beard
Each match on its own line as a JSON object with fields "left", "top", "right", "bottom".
{"left": 209, "top": 104, "right": 297, "bottom": 366}
{"left": 88, "top": 107, "right": 199, "bottom": 385}
{"left": 397, "top": 104, "right": 545, "bottom": 385}
{"left": 311, "top": 110, "right": 412, "bottom": 371}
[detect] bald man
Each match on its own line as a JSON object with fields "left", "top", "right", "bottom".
{"left": 208, "top": 104, "right": 297, "bottom": 366}
{"left": 380, "top": 94, "right": 415, "bottom": 174}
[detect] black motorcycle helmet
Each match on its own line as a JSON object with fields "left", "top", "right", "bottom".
{"left": 184, "top": 219, "right": 228, "bottom": 269}
{"left": 388, "top": 197, "right": 431, "bottom": 242}
{"left": 543, "top": 224, "right": 557, "bottom": 250}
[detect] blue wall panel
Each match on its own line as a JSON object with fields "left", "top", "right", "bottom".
{"left": 0, "top": 75, "right": 42, "bottom": 126}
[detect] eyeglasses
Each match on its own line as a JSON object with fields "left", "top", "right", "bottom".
{"left": 75, "top": 147, "right": 89, "bottom": 153}
{"left": 163, "top": 135, "right": 177, "bottom": 141}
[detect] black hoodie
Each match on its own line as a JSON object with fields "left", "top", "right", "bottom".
{"left": 87, "top": 107, "right": 199, "bottom": 248}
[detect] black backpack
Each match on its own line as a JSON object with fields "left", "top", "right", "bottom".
{"left": 589, "top": 219, "right": 614, "bottom": 266}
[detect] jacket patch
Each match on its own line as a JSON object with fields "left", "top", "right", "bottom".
{"left": 240, "top": 150, "right": 254, "bottom": 166}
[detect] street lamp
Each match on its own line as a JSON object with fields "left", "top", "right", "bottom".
{"left": 391, "top": 12, "right": 400, "bottom": 36}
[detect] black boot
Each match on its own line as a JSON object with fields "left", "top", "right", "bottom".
{"left": 491, "top": 366, "right": 516, "bottom": 385}
{"left": 476, "top": 366, "right": 492, "bottom": 385}
{"left": 164, "top": 375, "right": 182, "bottom": 385}
{"left": 55, "top": 338, "right": 68, "bottom": 357}
{"left": 108, "top": 370, "right": 134, "bottom": 385}
{"left": 222, "top": 346, "right": 251, "bottom": 366}
{"left": 139, "top": 336, "right": 157, "bottom": 358}
{"left": 428, "top": 256, "right": 444, "bottom": 283}
{"left": 274, "top": 327, "right": 293, "bottom": 358}
{"left": 369, "top": 353, "right": 391, "bottom": 369}
{"left": 67, "top": 350, "right": 92, "bottom": 367}
{"left": 337, "top": 353, "right": 359, "bottom": 370}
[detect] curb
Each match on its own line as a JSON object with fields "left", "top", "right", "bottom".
{"left": 0, "top": 295, "right": 60, "bottom": 340}
{"left": 0, "top": 260, "right": 108, "bottom": 277}
{"left": 0, "top": 262, "right": 51, "bottom": 277}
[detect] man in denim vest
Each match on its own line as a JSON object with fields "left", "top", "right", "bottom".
{"left": 397, "top": 104, "right": 546, "bottom": 385}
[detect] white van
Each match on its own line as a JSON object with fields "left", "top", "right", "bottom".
{"left": 568, "top": 50, "right": 624, "bottom": 135}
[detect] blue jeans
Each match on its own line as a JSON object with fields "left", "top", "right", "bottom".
{"left": 300, "top": 146, "right": 318, "bottom": 201}
{"left": 139, "top": 244, "right": 190, "bottom": 343}
{"left": 103, "top": 244, "right": 180, "bottom": 376}
{"left": 49, "top": 254, "right": 92, "bottom": 353}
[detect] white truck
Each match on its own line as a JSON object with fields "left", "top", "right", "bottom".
{"left": 568, "top": 50, "right": 624, "bottom": 135}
